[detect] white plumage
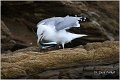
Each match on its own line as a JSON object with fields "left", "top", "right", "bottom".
{"left": 37, "top": 15, "right": 87, "bottom": 49}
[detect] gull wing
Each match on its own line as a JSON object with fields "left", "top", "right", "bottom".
{"left": 37, "top": 16, "right": 82, "bottom": 31}
{"left": 55, "top": 16, "right": 81, "bottom": 31}
{"left": 37, "top": 17, "right": 63, "bottom": 28}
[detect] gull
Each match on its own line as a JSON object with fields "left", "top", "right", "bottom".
{"left": 37, "top": 15, "right": 87, "bottom": 49}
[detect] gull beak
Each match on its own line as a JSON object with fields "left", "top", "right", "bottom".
{"left": 37, "top": 33, "right": 44, "bottom": 46}
{"left": 40, "top": 35, "right": 44, "bottom": 41}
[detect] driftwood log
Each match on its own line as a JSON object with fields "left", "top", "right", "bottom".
{"left": 1, "top": 41, "right": 119, "bottom": 79}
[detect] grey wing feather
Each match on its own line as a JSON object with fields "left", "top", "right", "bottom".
{"left": 55, "top": 16, "right": 80, "bottom": 31}
{"left": 37, "top": 16, "right": 81, "bottom": 31}
{"left": 37, "top": 17, "right": 63, "bottom": 27}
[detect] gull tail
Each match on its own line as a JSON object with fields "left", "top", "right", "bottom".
{"left": 60, "top": 32, "right": 87, "bottom": 49}
{"left": 67, "top": 33, "right": 87, "bottom": 41}
{"left": 76, "top": 34, "right": 87, "bottom": 38}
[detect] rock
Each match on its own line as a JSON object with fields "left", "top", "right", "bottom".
{"left": 1, "top": 20, "right": 31, "bottom": 53}
{"left": 1, "top": 21, "right": 15, "bottom": 52}
{"left": 1, "top": 41, "right": 119, "bottom": 79}
{"left": 1, "top": 21, "right": 13, "bottom": 43}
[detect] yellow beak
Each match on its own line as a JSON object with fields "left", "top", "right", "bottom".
{"left": 37, "top": 34, "right": 44, "bottom": 46}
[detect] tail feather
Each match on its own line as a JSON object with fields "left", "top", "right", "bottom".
{"left": 68, "top": 33, "right": 87, "bottom": 41}
{"left": 77, "top": 34, "right": 87, "bottom": 37}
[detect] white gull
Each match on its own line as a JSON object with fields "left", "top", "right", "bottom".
{"left": 37, "top": 15, "right": 87, "bottom": 49}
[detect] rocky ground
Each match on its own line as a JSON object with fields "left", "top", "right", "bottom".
{"left": 1, "top": 1, "right": 119, "bottom": 79}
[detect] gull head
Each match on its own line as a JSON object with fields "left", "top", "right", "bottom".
{"left": 37, "top": 24, "right": 56, "bottom": 47}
